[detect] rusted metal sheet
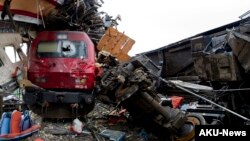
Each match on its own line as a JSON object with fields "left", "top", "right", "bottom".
{"left": 227, "top": 30, "right": 250, "bottom": 72}
{"left": 165, "top": 45, "right": 194, "bottom": 76}
{"left": 190, "top": 36, "right": 209, "bottom": 53}
{"left": 97, "top": 27, "right": 135, "bottom": 62}
{"left": 192, "top": 53, "right": 241, "bottom": 81}
{"left": 190, "top": 34, "right": 242, "bottom": 81}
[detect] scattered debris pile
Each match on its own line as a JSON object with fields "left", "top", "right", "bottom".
{"left": 0, "top": 0, "right": 121, "bottom": 45}
{"left": 26, "top": 102, "right": 159, "bottom": 141}
{"left": 96, "top": 55, "right": 197, "bottom": 140}
{"left": 44, "top": 0, "right": 118, "bottom": 44}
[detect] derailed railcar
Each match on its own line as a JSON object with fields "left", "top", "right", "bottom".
{"left": 142, "top": 18, "right": 250, "bottom": 125}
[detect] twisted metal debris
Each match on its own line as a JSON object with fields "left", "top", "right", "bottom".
{"left": 45, "top": 0, "right": 120, "bottom": 44}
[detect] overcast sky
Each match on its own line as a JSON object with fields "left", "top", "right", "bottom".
{"left": 100, "top": 0, "right": 250, "bottom": 56}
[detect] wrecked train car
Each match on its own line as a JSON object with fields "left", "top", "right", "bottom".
{"left": 142, "top": 18, "right": 250, "bottom": 125}
{"left": 23, "top": 31, "right": 98, "bottom": 118}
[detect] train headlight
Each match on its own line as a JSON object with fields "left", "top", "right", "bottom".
{"left": 75, "top": 78, "right": 86, "bottom": 85}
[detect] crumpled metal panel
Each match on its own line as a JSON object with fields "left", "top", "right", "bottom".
{"left": 165, "top": 45, "right": 193, "bottom": 76}
{"left": 227, "top": 30, "right": 250, "bottom": 72}
{"left": 0, "top": 33, "right": 26, "bottom": 92}
{"left": 191, "top": 35, "right": 241, "bottom": 81}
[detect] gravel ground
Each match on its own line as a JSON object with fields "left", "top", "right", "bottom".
{"left": 23, "top": 102, "right": 159, "bottom": 141}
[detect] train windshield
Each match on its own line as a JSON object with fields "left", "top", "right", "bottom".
{"left": 37, "top": 40, "right": 87, "bottom": 58}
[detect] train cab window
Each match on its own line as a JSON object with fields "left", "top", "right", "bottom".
{"left": 37, "top": 41, "right": 87, "bottom": 58}
{"left": 4, "top": 46, "right": 20, "bottom": 63}
{"left": 0, "top": 59, "right": 3, "bottom": 67}
{"left": 37, "top": 42, "right": 60, "bottom": 58}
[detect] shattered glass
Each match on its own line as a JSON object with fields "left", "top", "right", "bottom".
{"left": 37, "top": 41, "right": 86, "bottom": 58}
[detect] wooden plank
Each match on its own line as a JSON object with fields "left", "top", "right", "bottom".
{"left": 107, "top": 27, "right": 119, "bottom": 36}
{"left": 116, "top": 53, "right": 131, "bottom": 62}
{"left": 97, "top": 27, "right": 135, "bottom": 62}
{"left": 121, "top": 38, "right": 135, "bottom": 54}
{"left": 111, "top": 35, "right": 128, "bottom": 55}
{"left": 97, "top": 35, "right": 110, "bottom": 50}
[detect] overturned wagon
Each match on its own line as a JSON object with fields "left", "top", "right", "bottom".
{"left": 143, "top": 18, "right": 250, "bottom": 126}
